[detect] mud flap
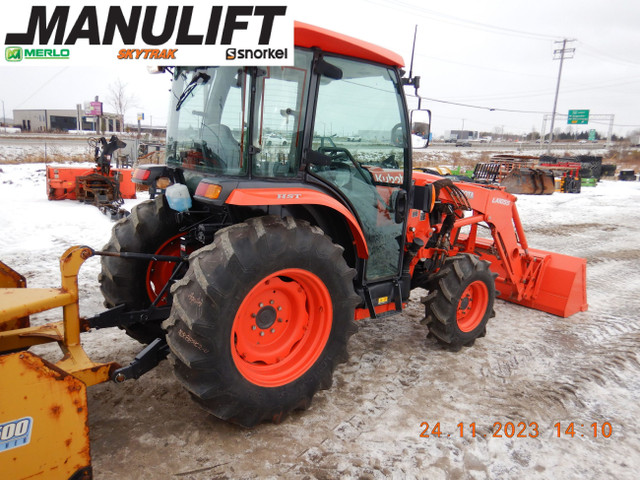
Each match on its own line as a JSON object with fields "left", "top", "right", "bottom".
{"left": 0, "top": 352, "right": 92, "bottom": 480}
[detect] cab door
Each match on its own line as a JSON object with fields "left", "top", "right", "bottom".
{"left": 309, "top": 56, "right": 409, "bottom": 282}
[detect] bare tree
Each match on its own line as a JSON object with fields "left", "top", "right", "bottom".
{"left": 107, "top": 78, "right": 136, "bottom": 132}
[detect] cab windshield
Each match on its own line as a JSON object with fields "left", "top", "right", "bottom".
{"left": 166, "top": 66, "right": 248, "bottom": 175}
{"left": 165, "top": 50, "right": 312, "bottom": 178}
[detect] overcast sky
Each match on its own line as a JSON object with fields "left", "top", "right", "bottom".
{"left": 1, "top": 0, "right": 639, "bottom": 137}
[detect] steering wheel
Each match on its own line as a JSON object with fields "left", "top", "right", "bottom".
{"left": 381, "top": 155, "right": 399, "bottom": 169}
{"left": 318, "top": 146, "right": 350, "bottom": 162}
{"left": 391, "top": 123, "right": 404, "bottom": 147}
{"left": 199, "top": 141, "right": 227, "bottom": 171}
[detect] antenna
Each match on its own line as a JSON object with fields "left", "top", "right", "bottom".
{"left": 402, "top": 25, "right": 421, "bottom": 100}
{"left": 408, "top": 25, "right": 417, "bottom": 81}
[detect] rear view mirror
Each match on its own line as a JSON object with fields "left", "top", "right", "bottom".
{"left": 411, "top": 109, "right": 431, "bottom": 149}
{"left": 315, "top": 59, "right": 343, "bottom": 80}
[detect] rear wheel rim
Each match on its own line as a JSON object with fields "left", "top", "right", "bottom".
{"left": 146, "top": 233, "right": 188, "bottom": 305}
{"left": 456, "top": 280, "right": 489, "bottom": 332}
{"left": 231, "top": 268, "right": 333, "bottom": 387}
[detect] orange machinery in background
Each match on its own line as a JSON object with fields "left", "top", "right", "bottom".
{"left": 46, "top": 165, "right": 136, "bottom": 201}
{"left": 44, "top": 136, "right": 137, "bottom": 218}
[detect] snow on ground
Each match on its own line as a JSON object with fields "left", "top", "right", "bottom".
{"left": 1, "top": 163, "right": 640, "bottom": 479}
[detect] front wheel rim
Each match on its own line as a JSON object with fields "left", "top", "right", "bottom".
{"left": 231, "top": 269, "right": 333, "bottom": 387}
{"left": 456, "top": 280, "right": 489, "bottom": 332}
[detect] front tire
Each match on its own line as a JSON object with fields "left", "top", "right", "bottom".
{"left": 421, "top": 254, "right": 496, "bottom": 351}
{"left": 164, "top": 216, "right": 359, "bottom": 427}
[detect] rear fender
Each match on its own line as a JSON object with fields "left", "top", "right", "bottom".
{"left": 225, "top": 188, "right": 369, "bottom": 259}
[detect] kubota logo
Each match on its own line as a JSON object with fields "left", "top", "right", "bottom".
{"left": 5, "top": 47, "right": 22, "bottom": 62}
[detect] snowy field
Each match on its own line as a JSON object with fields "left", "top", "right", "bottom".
{"left": 1, "top": 163, "right": 640, "bottom": 479}
{"left": 0, "top": 136, "right": 93, "bottom": 163}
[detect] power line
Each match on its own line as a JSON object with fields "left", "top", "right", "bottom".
{"left": 451, "top": 87, "right": 557, "bottom": 103}
{"left": 414, "top": 51, "right": 555, "bottom": 81}
{"left": 364, "top": 0, "right": 561, "bottom": 41}
{"left": 451, "top": 74, "right": 640, "bottom": 103}
{"left": 15, "top": 68, "right": 69, "bottom": 108}
{"left": 579, "top": 41, "right": 640, "bottom": 67}
{"left": 405, "top": 92, "right": 548, "bottom": 114}
{"left": 407, "top": 92, "right": 640, "bottom": 132}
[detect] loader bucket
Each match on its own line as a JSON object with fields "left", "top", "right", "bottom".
{"left": 501, "top": 168, "right": 555, "bottom": 195}
{"left": 503, "top": 248, "right": 587, "bottom": 317}
{"left": 0, "top": 351, "right": 92, "bottom": 479}
{"left": 472, "top": 238, "right": 588, "bottom": 317}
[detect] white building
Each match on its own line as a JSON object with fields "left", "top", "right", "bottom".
{"left": 13, "top": 106, "right": 121, "bottom": 133}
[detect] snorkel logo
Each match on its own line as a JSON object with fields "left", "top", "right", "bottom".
{"left": 225, "top": 47, "right": 288, "bottom": 60}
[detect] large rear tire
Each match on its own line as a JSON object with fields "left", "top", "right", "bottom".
{"left": 99, "top": 195, "right": 180, "bottom": 343}
{"left": 421, "top": 254, "right": 496, "bottom": 351}
{"left": 164, "top": 216, "right": 359, "bottom": 427}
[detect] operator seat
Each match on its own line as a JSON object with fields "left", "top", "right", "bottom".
{"left": 204, "top": 123, "right": 241, "bottom": 170}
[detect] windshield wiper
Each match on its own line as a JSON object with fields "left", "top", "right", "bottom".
{"left": 175, "top": 71, "right": 211, "bottom": 111}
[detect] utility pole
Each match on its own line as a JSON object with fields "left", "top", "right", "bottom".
{"left": 548, "top": 39, "right": 575, "bottom": 151}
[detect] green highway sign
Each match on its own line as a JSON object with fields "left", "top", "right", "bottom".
{"left": 568, "top": 109, "right": 589, "bottom": 124}
{"left": 588, "top": 129, "right": 596, "bottom": 141}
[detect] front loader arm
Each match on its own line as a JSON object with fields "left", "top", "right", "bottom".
{"left": 409, "top": 172, "right": 587, "bottom": 317}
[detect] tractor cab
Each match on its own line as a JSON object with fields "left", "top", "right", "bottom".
{"left": 146, "top": 23, "right": 431, "bottom": 309}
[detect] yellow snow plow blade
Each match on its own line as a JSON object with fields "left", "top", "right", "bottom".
{"left": 0, "top": 351, "right": 92, "bottom": 479}
{"left": 0, "top": 261, "right": 28, "bottom": 332}
{"left": 0, "top": 246, "right": 119, "bottom": 479}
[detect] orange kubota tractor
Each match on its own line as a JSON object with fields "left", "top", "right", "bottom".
{"left": 1, "top": 22, "right": 587, "bottom": 479}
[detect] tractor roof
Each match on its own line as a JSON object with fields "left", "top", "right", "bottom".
{"left": 294, "top": 21, "right": 405, "bottom": 68}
